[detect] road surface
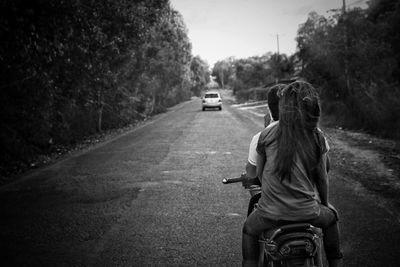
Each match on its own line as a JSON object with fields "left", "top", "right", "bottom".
{"left": 1, "top": 93, "right": 399, "bottom": 266}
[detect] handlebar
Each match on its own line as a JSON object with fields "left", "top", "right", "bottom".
{"left": 222, "top": 177, "right": 246, "bottom": 184}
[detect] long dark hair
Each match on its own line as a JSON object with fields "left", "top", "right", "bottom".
{"left": 273, "top": 81, "right": 324, "bottom": 182}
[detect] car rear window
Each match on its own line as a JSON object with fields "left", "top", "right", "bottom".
{"left": 205, "top": 93, "right": 219, "bottom": 98}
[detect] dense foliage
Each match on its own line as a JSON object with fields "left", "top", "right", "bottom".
{"left": 296, "top": 0, "right": 400, "bottom": 138}
{"left": 211, "top": 54, "right": 295, "bottom": 101}
{"left": 0, "top": 0, "right": 209, "bottom": 177}
{"left": 212, "top": 0, "right": 400, "bottom": 139}
{"left": 190, "top": 56, "right": 211, "bottom": 96}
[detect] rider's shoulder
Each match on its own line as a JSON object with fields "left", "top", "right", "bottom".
{"left": 316, "top": 127, "right": 330, "bottom": 152}
{"left": 266, "top": 120, "right": 279, "bottom": 130}
{"left": 259, "top": 121, "right": 279, "bottom": 144}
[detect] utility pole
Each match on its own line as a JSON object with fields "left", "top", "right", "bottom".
{"left": 269, "top": 33, "right": 281, "bottom": 55}
{"left": 276, "top": 34, "right": 280, "bottom": 55}
{"left": 342, "top": 0, "right": 351, "bottom": 95}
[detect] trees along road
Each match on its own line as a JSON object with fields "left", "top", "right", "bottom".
{"left": 1, "top": 94, "right": 399, "bottom": 266}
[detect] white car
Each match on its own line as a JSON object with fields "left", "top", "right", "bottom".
{"left": 202, "top": 91, "right": 222, "bottom": 111}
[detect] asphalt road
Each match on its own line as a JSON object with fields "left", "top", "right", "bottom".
{"left": 1, "top": 96, "right": 399, "bottom": 266}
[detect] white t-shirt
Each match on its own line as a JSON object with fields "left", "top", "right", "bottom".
{"left": 247, "top": 120, "right": 279, "bottom": 166}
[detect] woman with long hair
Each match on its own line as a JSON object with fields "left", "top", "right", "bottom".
{"left": 242, "top": 81, "right": 343, "bottom": 267}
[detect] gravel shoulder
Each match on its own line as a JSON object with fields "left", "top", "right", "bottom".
{"left": 323, "top": 126, "right": 400, "bottom": 222}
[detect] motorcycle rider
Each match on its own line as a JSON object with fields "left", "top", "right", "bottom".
{"left": 242, "top": 81, "right": 343, "bottom": 267}
{"left": 244, "top": 84, "right": 283, "bottom": 216}
{"left": 245, "top": 83, "right": 283, "bottom": 181}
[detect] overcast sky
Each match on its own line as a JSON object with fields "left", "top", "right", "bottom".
{"left": 169, "top": 0, "right": 368, "bottom": 67}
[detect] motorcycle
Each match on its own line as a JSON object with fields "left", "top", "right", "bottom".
{"left": 223, "top": 174, "right": 325, "bottom": 267}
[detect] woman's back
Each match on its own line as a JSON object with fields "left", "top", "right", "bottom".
{"left": 256, "top": 122, "right": 322, "bottom": 221}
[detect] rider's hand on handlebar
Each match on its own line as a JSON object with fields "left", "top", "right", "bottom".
{"left": 240, "top": 173, "right": 261, "bottom": 188}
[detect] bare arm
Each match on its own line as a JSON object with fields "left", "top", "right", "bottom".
{"left": 246, "top": 131, "right": 262, "bottom": 180}
{"left": 315, "top": 154, "right": 329, "bottom": 206}
{"left": 255, "top": 152, "right": 266, "bottom": 182}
